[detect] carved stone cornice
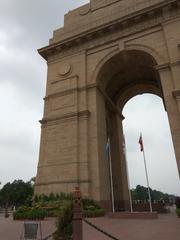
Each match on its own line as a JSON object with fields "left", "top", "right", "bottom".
{"left": 155, "top": 63, "right": 170, "bottom": 71}
{"left": 44, "top": 83, "right": 97, "bottom": 101}
{"left": 38, "top": 0, "right": 180, "bottom": 61}
{"left": 172, "top": 90, "right": 180, "bottom": 98}
{"left": 44, "top": 88, "right": 77, "bottom": 101}
{"left": 155, "top": 60, "right": 180, "bottom": 71}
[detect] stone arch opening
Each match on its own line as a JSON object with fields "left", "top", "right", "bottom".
{"left": 122, "top": 93, "right": 179, "bottom": 204}
{"left": 96, "top": 50, "right": 170, "bottom": 211}
{"left": 97, "top": 50, "right": 163, "bottom": 99}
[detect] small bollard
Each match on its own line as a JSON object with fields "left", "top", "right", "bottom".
{"left": 4, "top": 205, "right": 9, "bottom": 218}
{"left": 73, "top": 186, "right": 83, "bottom": 240}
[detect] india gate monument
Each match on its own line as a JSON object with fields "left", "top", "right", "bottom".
{"left": 35, "top": 0, "right": 180, "bottom": 210}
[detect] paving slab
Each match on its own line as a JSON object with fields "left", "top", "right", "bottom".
{"left": 83, "top": 213, "right": 180, "bottom": 240}
{"left": 0, "top": 214, "right": 56, "bottom": 239}
{"left": 0, "top": 213, "right": 179, "bottom": 240}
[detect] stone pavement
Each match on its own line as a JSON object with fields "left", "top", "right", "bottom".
{"left": 0, "top": 214, "right": 56, "bottom": 239}
{"left": 0, "top": 213, "right": 179, "bottom": 240}
{"left": 83, "top": 213, "right": 180, "bottom": 240}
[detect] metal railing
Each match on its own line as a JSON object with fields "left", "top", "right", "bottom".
{"left": 83, "top": 218, "right": 120, "bottom": 240}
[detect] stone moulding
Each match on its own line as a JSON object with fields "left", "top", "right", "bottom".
{"left": 172, "top": 90, "right": 180, "bottom": 98}
{"left": 40, "top": 110, "right": 90, "bottom": 125}
{"left": 51, "top": 74, "right": 78, "bottom": 85}
{"left": 38, "top": 0, "right": 180, "bottom": 60}
{"left": 35, "top": 179, "right": 90, "bottom": 187}
{"left": 155, "top": 60, "right": 180, "bottom": 71}
{"left": 90, "top": 0, "right": 120, "bottom": 11}
{"left": 44, "top": 83, "right": 97, "bottom": 102}
{"left": 53, "top": 0, "right": 178, "bottom": 44}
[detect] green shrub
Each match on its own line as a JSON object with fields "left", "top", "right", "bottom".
{"left": 33, "top": 192, "right": 73, "bottom": 206}
{"left": 82, "top": 198, "right": 105, "bottom": 218}
{"left": 83, "top": 208, "right": 105, "bottom": 218}
{"left": 176, "top": 208, "right": 180, "bottom": 217}
{"left": 82, "top": 198, "right": 100, "bottom": 209}
{"left": 54, "top": 197, "right": 105, "bottom": 239}
{"left": 175, "top": 197, "right": 180, "bottom": 209}
{"left": 13, "top": 206, "right": 46, "bottom": 220}
{"left": 14, "top": 192, "right": 105, "bottom": 235}
{"left": 54, "top": 200, "right": 73, "bottom": 240}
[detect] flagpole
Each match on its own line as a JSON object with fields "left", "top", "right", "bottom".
{"left": 142, "top": 149, "right": 153, "bottom": 212}
{"left": 140, "top": 134, "right": 153, "bottom": 213}
{"left": 123, "top": 135, "right": 133, "bottom": 213}
{"left": 108, "top": 137, "right": 115, "bottom": 213}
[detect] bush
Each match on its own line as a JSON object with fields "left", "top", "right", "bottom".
{"left": 54, "top": 200, "right": 73, "bottom": 240}
{"left": 82, "top": 198, "right": 100, "bottom": 210}
{"left": 54, "top": 197, "right": 105, "bottom": 239}
{"left": 82, "top": 198, "right": 105, "bottom": 218}
{"left": 33, "top": 192, "right": 73, "bottom": 205}
{"left": 83, "top": 208, "right": 105, "bottom": 218}
{"left": 176, "top": 208, "right": 180, "bottom": 218}
{"left": 13, "top": 206, "right": 46, "bottom": 220}
{"left": 175, "top": 197, "right": 180, "bottom": 209}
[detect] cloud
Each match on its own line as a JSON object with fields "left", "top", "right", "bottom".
{"left": 0, "top": 0, "right": 89, "bottom": 105}
{"left": 0, "top": 0, "right": 89, "bottom": 47}
{"left": 123, "top": 94, "right": 180, "bottom": 195}
{"left": 0, "top": 81, "right": 40, "bottom": 185}
{"left": 0, "top": 0, "right": 89, "bottom": 187}
{"left": 0, "top": 0, "right": 179, "bottom": 196}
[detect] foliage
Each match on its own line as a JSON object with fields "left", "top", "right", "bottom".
{"left": 32, "top": 202, "right": 62, "bottom": 218}
{"left": 82, "top": 198, "right": 105, "bottom": 217}
{"left": 176, "top": 208, "right": 180, "bottom": 217}
{"left": 83, "top": 207, "right": 105, "bottom": 218}
{"left": 131, "top": 185, "right": 177, "bottom": 201}
{"left": 31, "top": 192, "right": 74, "bottom": 218}
{"left": 13, "top": 190, "right": 105, "bottom": 223}
{"left": 54, "top": 200, "right": 73, "bottom": 240}
{"left": 82, "top": 198, "right": 100, "bottom": 209}
{"left": 54, "top": 197, "right": 105, "bottom": 240}
{"left": 175, "top": 197, "right": 180, "bottom": 209}
{"left": 131, "top": 185, "right": 149, "bottom": 200}
{"left": 12, "top": 190, "right": 105, "bottom": 240}
{"left": 13, "top": 206, "right": 46, "bottom": 220}
{"left": 0, "top": 180, "right": 33, "bottom": 207}
{"left": 33, "top": 192, "right": 73, "bottom": 203}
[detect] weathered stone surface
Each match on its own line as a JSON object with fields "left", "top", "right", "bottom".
{"left": 35, "top": 0, "right": 180, "bottom": 211}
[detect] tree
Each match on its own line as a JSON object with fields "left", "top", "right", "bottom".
{"left": 131, "top": 185, "right": 177, "bottom": 201}
{"left": 0, "top": 180, "right": 33, "bottom": 207}
{"left": 131, "top": 185, "right": 149, "bottom": 200}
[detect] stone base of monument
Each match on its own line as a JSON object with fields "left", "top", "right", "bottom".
{"left": 108, "top": 211, "right": 158, "bottom": 219}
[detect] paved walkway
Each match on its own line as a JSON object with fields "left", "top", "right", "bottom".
{"left": 83, "top": 213, "right": 179, "bottom": 240}
{"left": 0, "top": 213, "right": 179, "bottom": 240}
{"left": 0, "top": 214, "right": 56, "bottom": 239}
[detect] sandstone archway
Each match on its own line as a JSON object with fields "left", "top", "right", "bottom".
{"left": 35, "top": 0, "right": 180, "bottom": 211}
{"left": 93, "top": 50, "right": 166, "bottom": 210}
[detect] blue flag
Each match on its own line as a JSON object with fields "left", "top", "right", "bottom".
{"left": 105, "top": 137, "right": 110, "bottom": 159}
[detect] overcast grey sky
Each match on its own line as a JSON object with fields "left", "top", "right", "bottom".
{"left": 0, "top": 0, "right": 179, "bottom": 195}
{"left": 123, "top": 94, "right": 180, "bottom": 195}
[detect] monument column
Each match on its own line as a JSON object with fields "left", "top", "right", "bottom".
{"left": 174, "top": 93, "right": 180, "bottom": 113}
{"left": 157, "top": 65, "right": 180, "bottom": 177}
{"left": 109, "top": 110, "right": 130, "bottom": 211}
